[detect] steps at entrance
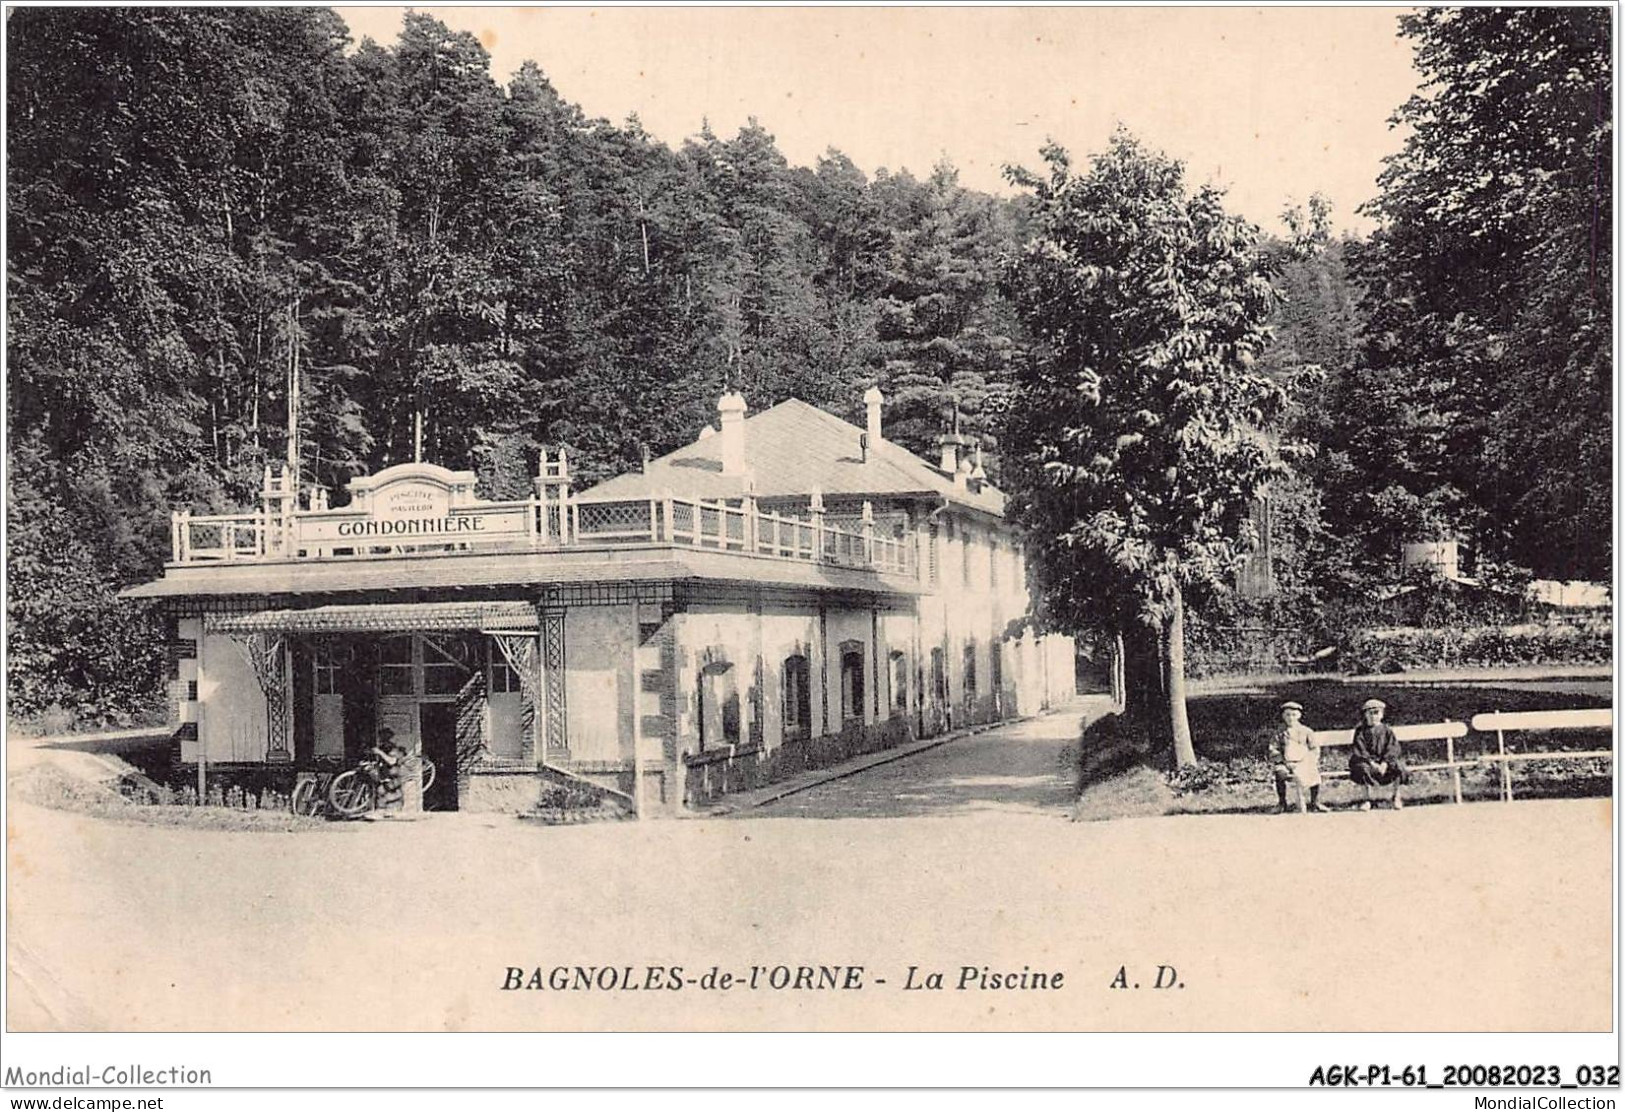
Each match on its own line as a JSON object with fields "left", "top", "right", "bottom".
{"left": 519, "top": 764, "right": 637, "bottom": 824}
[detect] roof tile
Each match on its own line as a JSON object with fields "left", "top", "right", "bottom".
{"left": 581, "top": 398, "right": 1005, "bottom": 515}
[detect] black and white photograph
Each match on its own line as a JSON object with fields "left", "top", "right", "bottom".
{"left": 2, "top": 1, "right": 1617, "bottom": 1096}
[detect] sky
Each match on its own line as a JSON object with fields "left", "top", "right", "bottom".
{"left": 332, "top": 6, "right": 1424, "bottom": 234}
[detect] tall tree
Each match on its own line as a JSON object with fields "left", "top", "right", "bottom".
{"left": 871, "top": 163, "right": 1020, "bottom": 463}
{"left": 5, "top": 7, "right": 1053, "bottom": 722}
{"left": 1346, "top": 7, "right": 1611, "bottom": 579}
{"left": 6, "top": 7, "right": 360, "bottom": 720}
{"left": 1002, "top": 133, "right": 1293, "bottom": 767}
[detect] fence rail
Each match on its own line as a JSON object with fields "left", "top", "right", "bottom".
{"left": 172, "top": 493, "right": 917, "bottom": 580}
{"left": 1309, "top": 710, "right": 1613, "bottom": 805}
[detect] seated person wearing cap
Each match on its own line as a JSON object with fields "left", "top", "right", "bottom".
{"left": 1349, "top": 698, "right": 1406, "bottom": 810}
{"left": 1270, "top": 700, "right": 1327, "bottom": 813}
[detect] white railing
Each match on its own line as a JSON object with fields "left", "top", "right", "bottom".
{"left": 173, "top": 513, "right": 269, "bottom": 563}
{"left": 172, "top": 493, "right": 918, "bottom": 580}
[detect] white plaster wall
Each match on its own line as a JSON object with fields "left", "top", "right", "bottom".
{"left": 911, "top": 512, "right": 1049, "bottom": 718}
{"left": 678, "top": 600, "right": 913, "bottom": 750}
{"left": 683, "top": 601, "right": 796, "bottom": 749}
{"left": 565, "top": 605, "right": 635, "bottom": 764}
{"left": 881, "top": 611, "right": 917, "bottom": 717}
{"left": 824, "top": 606, "right": 876, "bottom": 726}
{"left": 759, "top": 609, "right": 820, "bottom": 746}
{"left": 197, "top": 630, "right": 268, "bottom": 763}
{"left": 1041, "top": 633, "right": 1078, "bottom": 707}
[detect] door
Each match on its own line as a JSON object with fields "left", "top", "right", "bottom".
{"left": 312, "top": 640, "right": 348, "bottom": 760}
{"left": 376, "top": 634, "right": 419, "bottom": 754}
{"left": 487, "top": 641, "right": 525, "bottom": 761}
{"left": 420, "top": 702, "right": 458, "bottom": 811}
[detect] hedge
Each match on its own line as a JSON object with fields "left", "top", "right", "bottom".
{"left": 1340, "top": 623, "right": 1612, "bottom": 674}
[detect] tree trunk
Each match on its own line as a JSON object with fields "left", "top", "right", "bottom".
{"left": 1164, "top": 584, "right": 1197, "bottom": 769}
{"left": 1120, "top": 621, "right": 1166, "bottom": 744}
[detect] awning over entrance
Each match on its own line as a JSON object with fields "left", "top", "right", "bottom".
{"left": 205, "top": 600, "right": 539, "bottom": 634}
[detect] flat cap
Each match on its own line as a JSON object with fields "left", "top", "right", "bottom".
{"left": 1279, "top": 701, "right": 1304, "bottom": 711}
{"left": 1360, "top": 698, "right": 1387, "bottom": 712}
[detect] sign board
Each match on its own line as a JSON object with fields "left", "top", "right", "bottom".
{"left": 375, "top": 480, "right": 450, "bottom": 522}
{"left": 299, "top": 464, "right": 530, "bottom": 547}
{"left": 298, "top": 507, "right": 529, "bottom": 545}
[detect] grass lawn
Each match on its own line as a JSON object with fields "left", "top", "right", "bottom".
{"left": 1075, "top": 678, "right": 1613, "bottom": 821}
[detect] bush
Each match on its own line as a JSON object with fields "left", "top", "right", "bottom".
{"left": 537, "top": 784, "right": 605, "bottom": 810}
{"left": 1342, "top": 622, "right": 1612, "bottom": 673}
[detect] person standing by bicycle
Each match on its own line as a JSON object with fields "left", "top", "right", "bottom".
{"left": 368, "top": 728, "right": 407, "bottom": 819}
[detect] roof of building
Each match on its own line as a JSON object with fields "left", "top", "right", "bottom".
{"left": 121, "top": 544, "right": 924, "bottom": 601}
{"left": 581, "top": 398, "right": 1006, "bottom": 517}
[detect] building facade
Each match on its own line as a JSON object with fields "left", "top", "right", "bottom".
{"left": 125, "top": 390, "right": 1076, "bottom": 816}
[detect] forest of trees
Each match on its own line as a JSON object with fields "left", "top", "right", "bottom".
{"left": 5, "top": 7, "right": 1611, "bottom": 724}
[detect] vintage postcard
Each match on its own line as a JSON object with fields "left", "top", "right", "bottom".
{"left": 3, "top": 3, "right": 1615, "bottom": 1091}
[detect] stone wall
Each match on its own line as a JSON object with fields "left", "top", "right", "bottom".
{"left": 460, "top": 769, "right": 543, "bottom": 812}
{"left": 681, "top": 716, "right": 914, "bottom": 808}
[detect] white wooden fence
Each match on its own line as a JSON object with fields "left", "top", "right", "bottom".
{"left": 1306, "top": 708, "right": 1612, "bottom": 805}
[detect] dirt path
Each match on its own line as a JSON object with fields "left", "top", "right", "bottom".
{"left": 7, "top": 784, "right": 1611, "bottom": 1034}
{"left": 741, "top": 704, "right": 1098, "bottom": 819}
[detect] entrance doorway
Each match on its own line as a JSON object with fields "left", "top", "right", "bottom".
{"left": 374, "top": 632, "right": 475, "bottom": 811}
{"left": 420, "top": 702, "right": 458, "bottom": 811}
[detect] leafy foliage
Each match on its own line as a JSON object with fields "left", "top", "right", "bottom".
{"left": 8, "top": 8, "right": 1608, "bottom": 725}
{"left": 5, "top": 9, "right": 1026, "bottom": 721}
{"left": 1340, "top": 7, "right": 1612, "bottom": 578}
{"left": 1001, "top": 132, "right": 1298, "bottom": 764}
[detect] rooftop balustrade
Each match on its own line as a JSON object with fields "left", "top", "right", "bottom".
{"left": 171, "top": 485, "right": 916, "bottom": 580}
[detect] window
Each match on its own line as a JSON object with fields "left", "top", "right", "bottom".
{"left": 963, "top": 642, "right": 978, "bottom": 702}
{"left": 782, "top": 655, "right": 811, "bottom": 739}
{"left": 839, "top": 642, "right": 865, "bottom": 722}
{"left": 314, "top": 641, "right": 345, "bottom": 696}
{"left": 927, "top": 524, "right": 940, "bottom": 585}
{"left": 990, "top": 641, "right": 1003, "bottom": 696}
{"left": 699, "top": 661, "right": 740, "bottom": 752}
{"left": 422, "top": 635, "right": 474, "bottom": 696}
{"left": 378, "top": 634, "right": 475, "bottom": 697}
{"left": 378, "top": 635, "right": 414, "bottom": 695}
{"left": 489, "top": 645, "right": 521, "bottom": 694}
{"left": 890, "top": 650, "right": 908, "bottom": 711}
{"left": 931, "top": 647, "right": 947, "bottom": 705}
{"left": 989, "top": 540, "right": 1000, "bottom": 591}
{"left": 750, "top": 657, "right": 765, "bottom": 746}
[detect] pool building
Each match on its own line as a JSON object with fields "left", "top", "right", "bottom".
{"left": 124, "top": 390, "right": 1075, "bottom": 816}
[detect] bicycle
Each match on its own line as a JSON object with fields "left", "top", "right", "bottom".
{"left": 313, "top": 753, "right": 436, "bottom": 819}
{"left": 290, "top": 770, "right": 338, "bottom": 817}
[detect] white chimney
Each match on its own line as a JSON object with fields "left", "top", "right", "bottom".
{"left": 938, "top": 433, "right": 962, "bottom": 474}
{"left": 718, "top": 392, "right": 747, "bottom": 476}
{"left": 969, "top": 442, "right": 988, "bottom": 486}
{"left": 864, "top": 386, "right": 884, "bottom": 445}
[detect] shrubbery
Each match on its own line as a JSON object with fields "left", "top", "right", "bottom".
{"left": 1341, "top": 623, "right": 1612, "bottom": 674}
{"left": 536, "top": 784, "right": 607, "bottom": 810}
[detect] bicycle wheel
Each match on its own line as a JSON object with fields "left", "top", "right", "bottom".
{"left": 290, "top": 777, "right": 321, "bottom": 817}
{"left": 326, "top": 770, "right": 374, "bottom": 818}
{"left": 416, "top": 756, "right": 436, "bottom": 794}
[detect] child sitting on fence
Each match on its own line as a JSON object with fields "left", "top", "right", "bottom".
{"left": 1270, "top": 701, "right": 1327, "bottom": 813}
{"left": 1349, "top": 698, "right": 1406, "bottom": 811}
